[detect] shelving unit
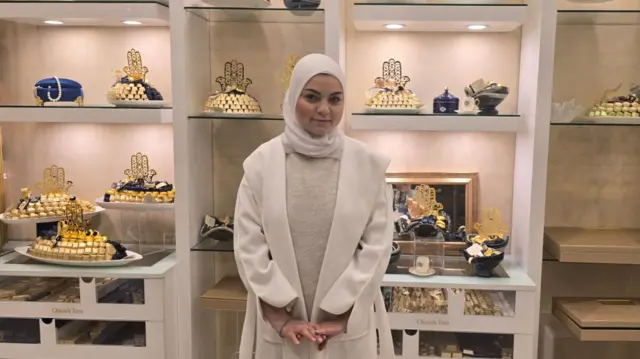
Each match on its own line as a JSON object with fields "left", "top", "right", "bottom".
{"left": 0, "top": 106, "right": 173, "bottom": 124}
{"left": 171, "top": 0, "right": 554, "bottom": 359}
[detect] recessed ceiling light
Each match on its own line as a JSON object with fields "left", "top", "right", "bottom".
{"left": 468, "top": 24, "right": 488, "bottom": 30}
{"left": 123, "top": 20, "right": 142, "bottom": 25}
{"left": 44, "top": 20, "right": 64, "bottom": 25}
{"left": 385, "top": 24, "right": 405, "bottom": 30}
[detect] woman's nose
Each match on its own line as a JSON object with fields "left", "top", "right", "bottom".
{"left": 317, "top": 100, "right": 330, "bottom": 115}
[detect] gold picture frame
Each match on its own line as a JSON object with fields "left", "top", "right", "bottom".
{"left": 386, "top": 172, "right": 479, "bottom": 256}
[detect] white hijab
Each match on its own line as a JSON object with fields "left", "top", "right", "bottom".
{"left": 281, "top": 53, "right": 345, "bottom": 158}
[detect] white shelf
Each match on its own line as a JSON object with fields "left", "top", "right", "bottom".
{"left": 382, "top": 262, "right": 536, "bottom": 291}
{"left": 0, "top": 106, "right": 173, "bottom": 124}
{"left": 350, "top": 114, "right": 523, "bottom": 132}
{"left": 552, "top": 116, "right": 640, "bottom": 126}
{"left": 0, "top": 1, "right": 169, "bottom": 26}
{"left": 352, "top": 3, "right": 527, "bottom": 32}
{"left": 0, "top": 251, "right": 176, "bottom": 279}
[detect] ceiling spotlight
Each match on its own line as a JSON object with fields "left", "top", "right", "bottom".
{"left": 44, "top": 20, "right": 64, "bottom": 25}
{"left": 385, "top": 24, "right": 405, "bottom": 30}
{"left": 468, "top": 24, "right": 488, "bottom": 30}
{"left": 123, "top": 20, "right": 142, "bottom": 25}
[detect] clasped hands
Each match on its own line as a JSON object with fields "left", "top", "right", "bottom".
{"left": 278, "top": 317, "right": 346, "bottom": 350}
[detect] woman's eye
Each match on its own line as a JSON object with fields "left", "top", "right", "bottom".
{"left": 330, "top": 96, "right": 342, "bottom": 104}
{"left": 305, "top": 94, "right": 319, "bottom": 101}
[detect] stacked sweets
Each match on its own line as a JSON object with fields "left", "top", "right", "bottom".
{"left": 204, "top": 60, "right": 262, "bottom": 115}
{"left": 107, "top": 49, "right": 163, "bottom": 103}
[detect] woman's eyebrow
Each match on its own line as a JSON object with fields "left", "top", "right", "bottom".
{"left": 302, "top": 88, "right": 344, "bottom": 96}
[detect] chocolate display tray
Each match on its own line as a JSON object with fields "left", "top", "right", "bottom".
{"left": 544, "top": 227, "right": 640, "bottom": 264}
{"left": 553, "top": 297, "right": 640, "bottom": 342}
{"left": 200, "top": 277, "right": 247, "bottom": 312}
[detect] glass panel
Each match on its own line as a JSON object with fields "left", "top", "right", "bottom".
{"left": 0, "top": 276, "right": 80, "bottom": 303}
{"left": 387, "top": 255, "right": 509, "bottom": 278}
{"left": 191, "top": 237, "right": 234, "bottom": 252}
{"left": 551, "top": 120, "right": 640, "bottom": 127}
{"left": 382, "top": 286, "right": 448, "bottom": 314}
{"left": 418, "top": 331, "right": 514, "bottom": 358}
{"left": 0, "top": 318, "right": 40, "bottom": 344}
{"left": 95, "top": 278, "right": 145, "bottom": 305}
{"left": 55, "top": 319, "right": 146, "bottom": 346}
{"left": 558, "top": 10, "right": 640, "bottom": 26}
{"left": 463, "top": 290, "right": 515, "bottom": 317}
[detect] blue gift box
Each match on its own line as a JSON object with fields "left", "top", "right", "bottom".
{"left": 433, "top": 88, "right": 459, "bottom": 114}
{"left": 34, "top": 77, "right": 84, "bottom": 106}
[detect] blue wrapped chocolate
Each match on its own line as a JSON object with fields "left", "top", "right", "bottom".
{"left": 433, "top": 87, "right": 459, "bottom": 114}
{"left": 33, "top": 77, "right": 84, "bottom": 106}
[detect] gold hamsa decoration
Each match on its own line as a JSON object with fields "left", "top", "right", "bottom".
{"left": 34, "top": 165, "right": 73, "bottom": 195}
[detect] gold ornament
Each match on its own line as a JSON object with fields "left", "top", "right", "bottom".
{"left": 124, "top": 153, "right": 157, "bottom": 182}
{"left": 34, "top": 165, "right": 73, "bottom": 195}
{"left": 414, "top": 184, "right": 442, "bottom": 217}
{"left": 281, "top": 54, "right": 300, "bottom": 92}
{"left": 215, "top": 60, "right": 253, "bottom": 93}
{"left": 62, "top": 198, "right": 89, "bottom": 234}
{"left": 123, "top": 49, "right": 149, "bottom": 82}
{"left": 374, "top": 58, "right": 411, "bottom": 89}
{"left": 474, "top": 208, "right": 508, "bottom": 240}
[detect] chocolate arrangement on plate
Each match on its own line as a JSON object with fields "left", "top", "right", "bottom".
{"left": 103, "top": 153, "right": 174, "bottom": 204}
{"left": 364, "top": 58, "right": 423, "bottom": 112}
{"left": 463, "top": 208, "right": 508, "bottom": 277}
{"left": 587, "top": 83, "right": 640, "bottom": 118}
{"left": 204, "top": 60, "right": 262, "bottom": 115}
{"left": 2, "top": 165, "right": 95, "bottom": 220}
{"left": 28, "top": 198, "right": 128, "bottom": 262}
{"left": 107, "top": 49, "right": 164, "bottom": 105}
{"left": 464, "top": 78, "right": 509, "bottom": 115}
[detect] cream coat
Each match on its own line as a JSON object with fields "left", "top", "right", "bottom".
{"left": 234, "top": 135, "right": 395, "bottom": 359}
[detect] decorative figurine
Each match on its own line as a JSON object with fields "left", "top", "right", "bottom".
{"left": 204, "top": 60, "right": 262, "bottom": 115}
{"left": 364, "top": 58, "right": 423, "bottom": 113}
{"left": 463, "top": 208, "right": 509, "bottom": 277}
{"left": 104, "top": 153, "right": 174, "bottom": 204}
{"left": 108, "top": 49, "right": 164, "bottom": 106}
{"left": 281, "top": 54, "right": 300, "bottom": 93}
{"left": 409, "top": 256, "right": 436, "bottom": 277}
{"left": 200, "top": 214, "right": 234, "bottom": 242}
{"left": 464, "top": 78, "right": 509, "bottom": 115}
{"left": 34, "top": 77, "right": 84, "bottom": 107}
{"left": 433, "top": 87, "right": 459, "bottom": 114}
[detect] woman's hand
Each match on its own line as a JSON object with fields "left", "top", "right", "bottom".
{"left": 314, "top": 318, "right": 348, "bottom": 350}
{"left": 280, "top": 319, "right": 323, "bottom": 345}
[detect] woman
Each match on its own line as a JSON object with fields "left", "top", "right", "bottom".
{"left": 234, "top": 53, "right": 394, "bottom": 359}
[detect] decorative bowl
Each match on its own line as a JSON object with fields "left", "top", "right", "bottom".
{"left": 463, "top": 249, "right": 504, "bottom": 278}
{"left": 465, "top": 234, "right": 510, "bottom": 250}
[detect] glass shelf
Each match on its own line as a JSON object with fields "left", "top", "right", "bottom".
{"left": 352, "top": 112, "right": 520, "bottom": 117}
{"left": 552, "top": 117, "right": 640, "bottom": 126}
{"left": 191, "top": 238, "right": 234, "bottom": 252}
{"left": 0, "top": 0, "right": 166, "bottom": 3}
{"left": 185, "top": 6, "right": 324, "bottom": 23}
{"left": 189, "top": 113, "right": 283, "bottom": 121}
{"left": 558, "top": 10, "right": 640, "bottom": 26}
{"left": 0, "top": 105, "right": 172, "bottom": 109}
{"left": 354, "top": 1, "right": 525, "bottom": 5}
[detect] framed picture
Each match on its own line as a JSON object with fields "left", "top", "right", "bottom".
{"left": 386, "top": 172, "right": 479, "bottom": 257}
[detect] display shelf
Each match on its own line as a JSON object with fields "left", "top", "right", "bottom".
{"left": 0, "top": 249, "right": 176, "bottom": 279}
{"left": 551, "top": 116, "right": 640, "bottom": 126}
{"left": 188, "top": 113, "right": 283, "bottom": 121}
{"left": 350, "top": 113, "right": 523, "bottom": 132}
{"left": 557, "top": 10, "right": 640, "bottom": 26}
{"left": 0, "top": 276, "right": 163, "bottom": 321}
{"left": 352, "top": 2, "right": 527, "bottom": 32}
{"left": 0, "top": 1, "right": 169, "bottom": 26}
{"left": 0, "top": 320, "right": 164, "bottom": 359}
{"left": 200, "top": 276, "right": 246, "bottom": 311}
{"left": 0, "top": 106, "right": 173, "bottom": 124}
{"left": 391, "top": 330, "right": 518, "bottom": 359}
{"left": 383, "top": 261, "right": 535, "bottom": 291}
{"left": 96, "top": 199, "right": 175, "bottom": 211}
{"left": 184, "top": 6, "right": 324, "bottom": 23}
{"left": 544, "top": 227, "right": 640, "bottom": 265}
{"left": 191, "top": 237, "right": 233, "bottom": 252}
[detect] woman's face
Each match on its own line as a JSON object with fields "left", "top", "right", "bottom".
{"left": 295, "top": 74, "right": 344, "bottom": 137}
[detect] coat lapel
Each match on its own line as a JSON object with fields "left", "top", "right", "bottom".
{"left": 261, "top": 139, "right": 307, "bottom": 317}
{"left": 311, "top": 140, "right": 378, "bottom": 320}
